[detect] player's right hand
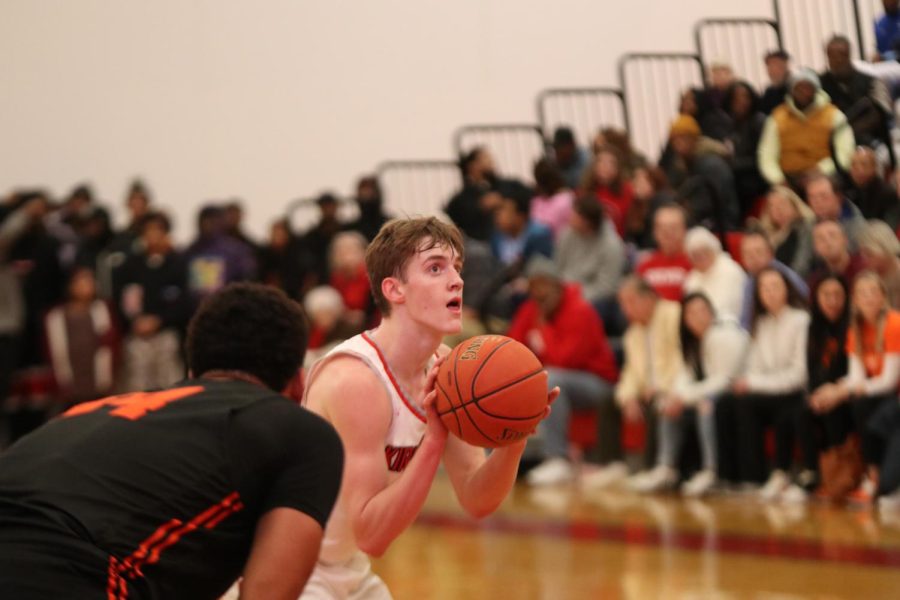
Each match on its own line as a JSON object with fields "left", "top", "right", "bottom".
{"left": 422, "top": 389, "right": 449, "bottom": 445}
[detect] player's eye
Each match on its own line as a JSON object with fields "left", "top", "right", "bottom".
{"left": 429, "top": 264, "right": 441, "bottom": 273}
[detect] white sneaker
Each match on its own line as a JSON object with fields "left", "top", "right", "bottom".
{"left": 526, "top": 457, "right": 575, "bottom": 486}
{"left": 682, "top": 469, "right": 716, "bottom": 497}
{"left": 878, "top": 490, "right": 900, "bottom": 513}
{"left": 759, "top": 470, "right": 790, "bottom": 501}
{"left": 631, "top": 465, "right": 678, "bottom": 493}
{"left": 581, "top": 461, "right": 629, "bottom": 489}
{"left": 780, "top": 484, "right": 808, "bottom": 504}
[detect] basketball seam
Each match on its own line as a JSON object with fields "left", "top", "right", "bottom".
{"left": 435, "top": 380, "right": 463, "bottom": 435}
{"left": 468, "top": 337, "right": 512, "bottom": 402}
{"left": 441, "top": 367, "right": 546, "bottom": 413}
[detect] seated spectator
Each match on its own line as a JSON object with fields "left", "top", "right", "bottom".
{"left": 445, "top": 147, "right": 505, "bottom": 242}
{"left": 728, "top": 267, "right": 810, "bottom": 498}
{"left": 452, "top": 236, "right": 501, "bottom": 344}
{"left": 759, "top": 69, "right": 855, "bottom": 190}
{"left": 258, "top": 218, "right": 315, "bottom": 300}
{"left": 755, "top": 186, "right": 815, "bottom": 278}
{"left": 859, "top": 219, "right": 900, "bottom": 307}
{"left": 553, "top": 127, "right": 590, "bottom": 191}
{"left": 304, "top": 192, "right": 345, "bottom": 284}
{"left": 739, "top": 227, "right": 809, "bottom": 328}
{"left": 555, "top": 196, "right": 625, "bottom": 322}
{"left": 626, "top": 166, "right": 676, "bottom": 249}
{"left": 45, "top": 267, "right": 120, "bottom": 408}
{"left": 821, "top": 36, "right": 894, "bottom": 164}
{"left": 632, "top": 292, "right": 749, "bottom": 495}
{"left": 724, "top": 80, "right": 770, "bottom": 219}
{"left": 636, "top": 203, "right": 692, "bottom": 301}
{"left": 811, "top": 272, "right": 900, "bottom": 505}
{"left": 329, "top": 231, "right": 373, "bottom": 328}
{"left": 804, "top": 276, "right": 853, "bottom": 500}
{"left": 530, "top": 157, "right": 574, "bottom": 239}
{"left": 303, "top": 285, "right": 360, "bottom": 366}
{"left": 185, "top": 205, "right": 257, "bottom": 309}
{"left": 661, "top": 116, "right": 739, "bottom": 232}
{"left": 490, "top": 185, "right": 553, "bottom": 268}
{"left": 582, "top": 145, "right": 634, "bottom": 236}
{"left": 116, "top": 212, "right": 188, "bottom": 392}
{"left": 510, "top": 257, "right": 619, "bottom": 486}
{"left": 582, "top": 276, "right": 682, "bottom": 488}
{"left": 760, "top": 50, "right": 792, "bottom": 115}
{"left": 683, "top": 227, "right": 747, "bottom": 319}
{"left": 679, "top": 87, "right": 732, "bottom": 141}
{"left": 344, "top": 175, "right": 391, "bottom": 242}
{"left": 593, "top": 127, "right": 648, "bottom": 178}
{"left": 806, "top": 172, "right": 867, "bottom": 245}
{"left": 876, "top": 0, "right": 900, "bottom": 61}
{"left": 808, "top": 219, "right": 866, "bottom": 290}
{"left": 845, "top": 147, "right": 900, "bottom": 226}
{"left": 707, "top": 60, "right": 736, "bottom": 109}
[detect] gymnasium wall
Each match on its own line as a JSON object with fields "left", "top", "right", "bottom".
{"left": 4, "top": 0, "right": 785, "bottom": 241}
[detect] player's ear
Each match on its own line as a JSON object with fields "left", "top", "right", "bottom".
{"left": 382, "top": 276, "right": 405, "bottom": 306}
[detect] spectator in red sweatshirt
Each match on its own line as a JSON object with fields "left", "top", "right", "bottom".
{"left": 508, "top": 256, "right": 619, "bottom": 486}
{"left": 636, "top": 203, "right": 693, "bottom": 301}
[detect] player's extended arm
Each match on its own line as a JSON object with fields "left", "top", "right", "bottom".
{"left": 312, "top": 359, "right": 447, "bottom": 557}
{"left": 239, "top": 508, "right": 324, "bottom": 600}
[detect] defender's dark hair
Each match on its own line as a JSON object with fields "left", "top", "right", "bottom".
{"left": 186, "top": 283, "right": 308, "bottom": 392}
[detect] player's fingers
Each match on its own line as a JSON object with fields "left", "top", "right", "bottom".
{"left": 547, "top": 386, "right": 560, "bottom": 406}
{"left": 422, "top": 389, "right": 438, "bottom": 410}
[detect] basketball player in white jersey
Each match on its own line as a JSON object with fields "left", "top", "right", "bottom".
{"left": 298, "top": 217, "right": 557, "bottom": 599}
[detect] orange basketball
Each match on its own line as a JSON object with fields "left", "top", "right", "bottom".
{"left": 434, "top": 335, "right": 549, "bottom": 448}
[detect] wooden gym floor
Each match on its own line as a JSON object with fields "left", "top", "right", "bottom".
{"left": 373, "top": 474, "right": 900, "bottom": 599}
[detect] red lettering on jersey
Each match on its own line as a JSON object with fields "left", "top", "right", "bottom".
{"left": 64, "top": 387, "right": 204, "bottom": 421}
{"left": 384, "top": 445, "right": 419, "bottom": 472}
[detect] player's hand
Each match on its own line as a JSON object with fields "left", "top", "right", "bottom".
{"left": 534, "top": 385, "right": 559, "bottom": 425}
{"left": 422, "top": 389, "right": 449, "bottom": 446}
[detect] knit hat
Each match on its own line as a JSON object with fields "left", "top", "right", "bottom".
{"left": 524, "top": 255, "right": 559, "bottom": 281}
{"left": 788, "top": 68, "right": 821, "bottom": 91}
{"left": 669, "top": 115, "right": 701, "bottom": 138}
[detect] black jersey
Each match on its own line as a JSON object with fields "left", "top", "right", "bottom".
{"left": 0, "top": 379, "right": 343, "bottom": 600}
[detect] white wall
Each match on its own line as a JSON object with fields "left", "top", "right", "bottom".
{"left": 1, "top": 0, "right": 776, "bottom": 241}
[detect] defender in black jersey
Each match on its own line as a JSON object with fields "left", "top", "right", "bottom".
{"left": 0, "top": 283, "right": 344, "bottom": 600}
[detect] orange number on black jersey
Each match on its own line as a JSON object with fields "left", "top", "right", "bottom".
{"left": 62, "top": 387, "right": 205, "bottom": 421}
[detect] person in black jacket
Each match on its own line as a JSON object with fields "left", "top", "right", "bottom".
{"left": 760, "top": 49, "right": 791, "bottom": 115}
{"left": 344, "top": 175, "right": 391, "bottom": 242}
{"left": 444, "top": 147, "right": 503, "bottom": 241}
{"left": 724, "top": 80, "right": 770, "bottom": 220}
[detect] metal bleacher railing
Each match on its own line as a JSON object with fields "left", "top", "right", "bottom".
{"left": 376, "top": 160, "right": 461, "bottom": 218}
{"left": 619, "top": 52, "right": 705, "bottom": 161}
{"left": 695, "top": 18, "right": 784, "bottom": 91}
{"left": 453, "top": 124, "right": 548, "bottom": 184}
{"left": 535, "top": 87, "right": 627, "bottom": 149}
{"left": 773, "top": 0, "right": 864, "bottom": 69}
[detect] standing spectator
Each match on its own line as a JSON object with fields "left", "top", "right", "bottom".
{"left": 605, "top": 276, "right": 683, "bottom": 483}
{"left": 445, "top": 147, "right": 502, "bottom": 241}
{"left": 739, "top": 227, "right": 809, "bottom": 328}
{"left": 185, "top": 205, "right": 257, "bottom": 309}
{"left": 45, "top": 184, "right": 94, "bottom": 270}
{"left": 808, "top": 219, "right": 866, "bottom": 291}
{"left": 107, "top": 179, "right": 152, "bottom": 257}
{"left": 758, "top": 69, "right": 855, "bottom": 189}
{"left": 730, "top": 268, "right": 810, "bottom": 498}
{"left": 555, "top": 196, "right": 626, "bottom": 324}
{"left": 553, "top": 127, "right": 590, "bottom": 191}
{"left": 344, "top": 175, "right": 391, "bottom": 242}
{"left": 509, "top": 257, "right": 619, "bottom": 486}
{"left": 329, "top": 231, "right": 373, "bottom": 328}
{"left": 812, "top": 272, "right": 900, "bottom": 505}
{"left": 258, "top": 219, "right": 315, "bottom": 300}
{"left": 683, "top": 227, "right": 747, "bottom": 319}
{"left": 115, "top": 212, "right": 188, "bottom": 392}
{"left": 223, "top": 201, "right": 259, "bottom": 254}
{"left": 724, "top": 81, "right": 770, "bottom": 219}
{"left": 490, "top": 185, "right": 553, "bottom": 268}
{"left": 820, "top": 36, "right": 894, "bottom": 164}
{"left": 805, "top": 173, "right": 868, "bottom": 245}
{"left": 582, "top": 145, "right": 634, "bottom": 237}
{"left": 627, "top": 166, "right": 676, "bottom": 249}
{"left": 876, "top": 0, "right": 900, "bottom": 60}
{"left": 760, "top": 50, "right": 792, "bottom": 115}
{"left": 636, "top": 203, "right": 693, "bottom": 301}
{"left": 633, "top": 293, "right": 749, "bottom": 495}
{"left": 44, "top": 267, "right": 120, "bottom": 408}
{"left": 530, "top": 158, "right": 574, "bottom": 239}
{"left": 845, "top": 147, "right": 900, "bottom": 226}
{"left": 304, "top": 193, "right": 345, "bottom": 284}
{"left": 858, "top": 220, "right": 900, "bottom": 307}
{"left": 73, "top": 206, "right": 114, "bottom": 273}
{"left": 755, "top": 186, "right": 816, "bottom": 278}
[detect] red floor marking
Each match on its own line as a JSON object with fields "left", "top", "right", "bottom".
{"left": 415, "top": 511, "right": 900, "bottom": 568}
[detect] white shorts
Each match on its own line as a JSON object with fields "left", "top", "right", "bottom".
{"left": 300, "top": 552, "right": 392, "bottom": 600}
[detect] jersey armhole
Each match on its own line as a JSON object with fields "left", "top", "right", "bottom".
{"left": 303, "top": 351, "right": 395, "bottom": 429}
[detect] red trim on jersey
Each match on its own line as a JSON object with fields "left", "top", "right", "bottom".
{"left": 361, "top": 332, "right": 427, "bottom": 423}
{"left": 106, "top": 492, "right": 244, "bottom": 600}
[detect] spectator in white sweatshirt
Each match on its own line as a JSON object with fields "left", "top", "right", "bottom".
{"left": 683, "top": 227, "right": 747, "bottom": 320}
{"left": 729, "top": 267, "right": 810, "bottom": 500}
{"left": 631, "top": 292, "right": 749, "bottom": 496}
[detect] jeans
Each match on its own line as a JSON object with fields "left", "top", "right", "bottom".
{"left": 540, "top": 368, "right": 615, "bottom": 459}
{"left": 656, "top": 399, "right": 717, "bottom": 472}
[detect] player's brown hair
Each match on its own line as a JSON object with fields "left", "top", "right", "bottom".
{"left": 365, "top": 217, "right": 465, "bottom": 316}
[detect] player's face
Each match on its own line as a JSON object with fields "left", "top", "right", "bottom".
{"left": 399, "top": 243, "right": 464, "bottom": 334}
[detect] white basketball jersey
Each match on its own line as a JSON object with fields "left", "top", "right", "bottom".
{"left": 303, "top": 331, "right": 428, "bottom": 566}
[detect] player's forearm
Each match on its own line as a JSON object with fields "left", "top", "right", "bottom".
{"left": 354, "top": 437, "right": 444, "bottom": 556}
{"left": 456, "top": 440, "right": 525, "bottom": 518}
